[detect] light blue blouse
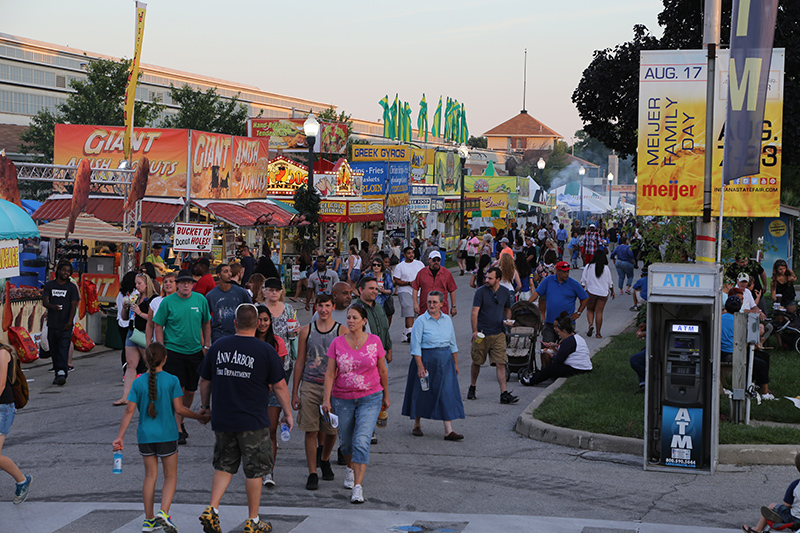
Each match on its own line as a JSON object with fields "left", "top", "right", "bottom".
{"left": 410, "top": 311, "right": 458, "bottom": 356}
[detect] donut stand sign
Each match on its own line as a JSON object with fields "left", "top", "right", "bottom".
{"left": 173, "top": 223, "right": 214, "bottom": 253}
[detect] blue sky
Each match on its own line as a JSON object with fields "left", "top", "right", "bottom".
{"left": 4, "top": 0, "right": 665, "bottom": 142}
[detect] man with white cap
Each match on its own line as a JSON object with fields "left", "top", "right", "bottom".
{"left": 412, "top": 250, "right": 458, "bottom": 317}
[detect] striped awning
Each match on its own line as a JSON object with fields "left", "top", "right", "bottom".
{"left": 37, "top": 214, "right": 142, "bottom": 243}
{"left": 190, "top": 199, "right": 299, "bottom": 227}
{"left": 31, "top": 195, "right": 184, "bottom": 225}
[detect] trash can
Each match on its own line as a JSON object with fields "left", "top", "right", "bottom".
{"left": 104, "top": 311, "right": 123, "bottom": 350}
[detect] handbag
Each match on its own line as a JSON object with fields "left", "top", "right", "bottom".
{"left": 129, "top": 328, "right": 147, "bottom": 348}
{"left": 383, "top": 294, "right": 395, "bottom": 317}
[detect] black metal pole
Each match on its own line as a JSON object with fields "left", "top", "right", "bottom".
{"left": 307, "top": 137, "right": 315, "bottom": 186}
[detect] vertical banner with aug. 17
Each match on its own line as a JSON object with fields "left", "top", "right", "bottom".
{"left": 636, "top": 49, "right": 784, "bottom": 217}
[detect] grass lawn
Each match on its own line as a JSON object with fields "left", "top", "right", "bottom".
{"left": 533, "top": 333, "right": 800, "bottom": 445}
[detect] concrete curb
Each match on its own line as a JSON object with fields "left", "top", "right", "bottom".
{"left": 513, "top": 318, "right": 800, "bottom": 466}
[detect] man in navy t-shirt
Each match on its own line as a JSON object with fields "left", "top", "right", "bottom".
{"left": 469, "top": 267, "right": 517, "bottom": 405}
{"left": 531, "top": 261, "right": 588, "bottom": 343}
{"left": 206, "top": 263, "right": 252, "bottom": 343}
{"left": 197, "top": 304, "right": 292, "bottom": 533}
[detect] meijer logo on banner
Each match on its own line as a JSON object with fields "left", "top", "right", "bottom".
{"left": 173, "top": 223, "right": 214, "bottom": 253}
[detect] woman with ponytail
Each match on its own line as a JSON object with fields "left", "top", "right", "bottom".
{"left": 113, "top": 342, "right": 209, "bottom": 533}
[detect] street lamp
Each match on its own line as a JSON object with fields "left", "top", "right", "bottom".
{"left": 578, "top": 166, "right": 586, "bottom": 225}
{"left": 304, "top": 112, "right": 320, "bottom": 187}
{"left": 458, "top": 144, "right": 469, "bottom": 238}
{"left": 537, "top": 158, "right": 545, "bottom": 221}
{"left": 607, "top": 171, "right": 614, "bottom": 206}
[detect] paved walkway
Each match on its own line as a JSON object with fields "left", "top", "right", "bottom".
{"left": 1, "top": 501, "right": 744, "bottom": 532}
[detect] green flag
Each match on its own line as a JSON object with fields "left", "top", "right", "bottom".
{"left": 379, "top": 95, "right": 390, "bottom": 138}
{"left": 404, "top": 102, "right": 412, "bottom": 142}
{"left": 459, "top": 103, "right": 469, "bottom": 144}
{"left": 443, "top": 98, "right": 451, "bottom": 141}
{"left": 451, "top": 100, "right": 461, "bottom": 142}
{"left": 389, "top": 94, "right": 398, "bottom": 140}
{"left": 431, "top": 96, "right": 442, "bottom": 138}
{"left": 417, "top": 94, "right": 428, "bottom": 142}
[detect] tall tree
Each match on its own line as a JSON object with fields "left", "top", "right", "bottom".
{"left": 161, "top": 84, "right": 249, "bottom": 135}
{"left": 19, "top": 57, "right": 164, "bottom": 162}
{"left": 572, "top": 0, "right": 799, "bottom": 195}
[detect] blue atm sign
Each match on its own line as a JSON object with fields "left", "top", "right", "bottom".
{"left": 660, "top": 274, "right": 700, "bottom": 288}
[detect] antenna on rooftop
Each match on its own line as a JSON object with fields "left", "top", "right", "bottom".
{"left": 521, "top": 48, "right": 528, "bottom": 114}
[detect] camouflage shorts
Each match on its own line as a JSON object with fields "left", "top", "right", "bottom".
{"left": 213, "top": 428, "right": 273, "bottom": 478}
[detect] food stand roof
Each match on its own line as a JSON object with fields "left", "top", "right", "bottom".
{"left": 37, "top": 213, "right": 143, "bottom": 243}
{"left": 190, "top": 199, "right": 298, "bottom": 228}
{"left": 32, "top": 195, "right": 184, "bottom": 225}
{"left": 0, "top": 198, "right": 39, "bottom": 240}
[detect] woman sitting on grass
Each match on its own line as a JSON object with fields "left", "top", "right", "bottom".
{"left": 521, "top": 311, "right": 592, "bottom": 386}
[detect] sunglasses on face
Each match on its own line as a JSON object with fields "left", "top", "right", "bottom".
{"left": 372, "top": 263, "right": 382, "bottom": 267}
{"left": 430, "top": 258, "right": 441, "bottom": 262}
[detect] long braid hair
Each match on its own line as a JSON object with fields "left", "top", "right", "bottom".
{"left": 145, "top": 342, "right": 167, "bottom": 419}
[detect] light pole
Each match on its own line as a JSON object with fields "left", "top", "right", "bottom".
{"left": 578, "top": 166, "right": 586, "bottom": 225}
{"left": 537, "top": 157, "right": 545, "bottom": 221}
{"left": 303, "top": 112, "right": 320, "bottom": 187}
{"left": 607, "top": 171, "right": 614, "bottom": 207}
{"left": 458, "top": 144, "right": 469, "bottom": 238}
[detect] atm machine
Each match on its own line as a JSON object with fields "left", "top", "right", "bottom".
{"left": 644, "top": 263, "right": 722, "bottom": 473}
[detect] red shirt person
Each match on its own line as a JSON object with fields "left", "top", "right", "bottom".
{"left": 193, "top": 257, "right": 216, "bottom": 296}
{"left": 412, "top": 250, "right": 458, "bottom": 316}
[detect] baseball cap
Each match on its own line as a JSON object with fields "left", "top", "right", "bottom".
{"left": 197, "top": 257, "right": 210, "bottom": 267}
{"left": 725, "top": 294, "right": 742, "bottom": 313}
{"left": 589, "top": 223, "right": 596, "bottom": 228}
{"left": 429, "top": 250, "right": 442, "bottom": 261}
{"left": 500, "top": 237, "right": 509, "bottom": 243}
{"left": 176, "top": 269, "right": 194, "bottom": 282}
{"left": 736, "top": 272, "right": 750, "bottom": 283}
{"left": 555, "top": 261, "right": 570, "bottom": 271}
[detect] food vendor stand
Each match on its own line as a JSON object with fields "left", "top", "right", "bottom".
{"left": 0, "top": 198, "right": 41, "bottom": 347}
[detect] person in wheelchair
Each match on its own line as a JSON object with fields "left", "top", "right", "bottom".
{"left": 742, "top": 452, "right": 800, "bottom": 533}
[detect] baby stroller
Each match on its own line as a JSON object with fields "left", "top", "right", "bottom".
{"left": 505, "top": 300, "right": 542, "bottom": 382}
{"left": 772, "top": 309, "right": 800, "bottom": 353}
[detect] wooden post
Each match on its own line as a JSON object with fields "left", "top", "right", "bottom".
{"left": 730, "top": 313, "right": 748, "bottom": 424}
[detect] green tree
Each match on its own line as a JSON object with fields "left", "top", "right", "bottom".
{"left": 161, "top": 84, "right": 249, "bottom": 135}
{"left": 292, "top": 183, "right": 321, "bottom": 243}
{"left": 19, "top": 57, "right": 164, "bottom": 162}
{"left": 572, "top": 0, "right": 800, "bottom": 194}
{"left": 467, "top": 136, "right": 487, "bottom": 149}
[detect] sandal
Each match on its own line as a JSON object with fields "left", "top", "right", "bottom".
{"left": 412, "top": 427, "right": 423, "bottom": 437}
{"left": 112, "top": 399, "right": 128, "bottom": 406}
{"left": 587, "top": 326, "right": 594, "bottom": 337}
{"left": 742, "top": 526, "right": 759, "bottom": 533}
{"left": 596, "top": 333, "right": 602, "bottom": 338}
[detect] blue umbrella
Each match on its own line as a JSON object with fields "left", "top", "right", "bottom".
{"left": 0, "top": 198, "right": 39, "bottom": 240}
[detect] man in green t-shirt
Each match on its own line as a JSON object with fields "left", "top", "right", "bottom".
{"left": 145, "top": 244, "right": 169, "bottom": 275}
{"left": 154, "top": 269, "right": 211, "bottom": 444}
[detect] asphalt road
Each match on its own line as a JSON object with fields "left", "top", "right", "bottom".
{"left": 2, "top": 267, "right": 795, "bottom": 532}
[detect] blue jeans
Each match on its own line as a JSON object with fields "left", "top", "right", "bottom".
{"left": 0, "top": 403, "right": 15, "bottom": 436}
{"left": 332, "top": 391, "right": 382, "bottom": 465}
{"left": 630, "top": 349, "right": 646, "bottom": 386}
{"left": 615, "top": 260, "right": 635, "bottom": 289}
{"left": 48, "top": 326, "right": 72, "bottom": 376}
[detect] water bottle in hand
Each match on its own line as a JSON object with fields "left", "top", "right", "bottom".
{"left": 420, "top": 371, "right": 430, "bottom": 391}
{"left": 112, "top": 449, "right": 123, "bottom": 474}
{"left": 280, "top": 423, "right": 291, "bottom": 442}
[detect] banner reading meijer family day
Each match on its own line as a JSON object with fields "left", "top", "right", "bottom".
{"left": 636, "top": 49, "right": 784, "bottom": 217}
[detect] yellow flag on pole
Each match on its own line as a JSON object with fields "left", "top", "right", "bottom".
{"left": 123, "top": 1, "right": 147, "bottom": 161}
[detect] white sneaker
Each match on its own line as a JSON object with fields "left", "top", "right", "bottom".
{"left": 344, "top": 467, "right": 354, "bottom": 489}
{"left": 762, "top": 393, "right": 776, "bottom": 400}
{"left": 351, "top": 483, "right": 364, "bottom": 504}
{"left": 263, "top": 473, "right": 275, "bottom": 487}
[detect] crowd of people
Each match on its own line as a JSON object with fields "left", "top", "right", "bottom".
{"left": 4, "top": 216, "right": 797, "bottom": 532}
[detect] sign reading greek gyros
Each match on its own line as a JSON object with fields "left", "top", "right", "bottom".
{"left": 173, "top": 223, "right": 214, "bottom": 253}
